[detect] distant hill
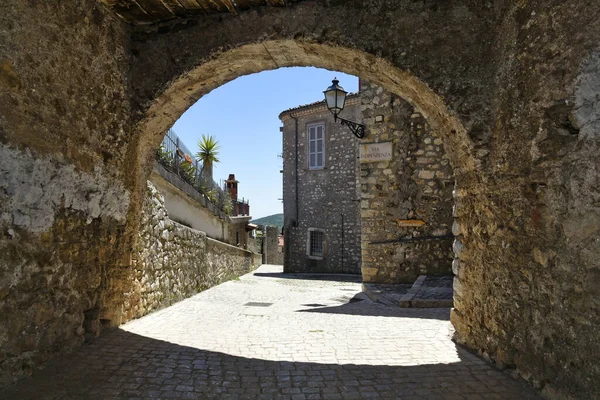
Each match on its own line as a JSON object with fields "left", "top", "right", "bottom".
{"left": 251, "top": 213, "right": 283, "bottom": 229}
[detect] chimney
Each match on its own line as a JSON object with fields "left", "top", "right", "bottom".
{"left": 225, "top": 174, "right": 239, "bottom": 201}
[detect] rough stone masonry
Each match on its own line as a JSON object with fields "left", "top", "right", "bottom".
{"left": 124, "top": 181, "right": 261, "bottom": 322}
{"left": 1, "top": 1, "right": 599, "bottom": 398}
{"left": 359, "top": 81, "right": 455, "bottom": 284}
{"left": 280, "top": 95, "right": 362, "bottom": 274}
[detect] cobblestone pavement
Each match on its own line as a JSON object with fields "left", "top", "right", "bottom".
{"left": 2, "top": 265, "right": 541, "bottom": 399}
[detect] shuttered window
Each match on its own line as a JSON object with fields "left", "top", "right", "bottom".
{"left": 308, "top": 123, "right": 325, "bottom": 169}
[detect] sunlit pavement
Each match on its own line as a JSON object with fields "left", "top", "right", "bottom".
{"left": 2, "top": 264, "right": 541, "bottom": 399}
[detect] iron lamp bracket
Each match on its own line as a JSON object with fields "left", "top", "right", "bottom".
{"left": 334, "top": 115, "right": 366, "bottom": 139}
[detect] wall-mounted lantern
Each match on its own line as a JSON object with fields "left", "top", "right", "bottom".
{"left": 323, "top": 78, "right": 366, "bottom": 138}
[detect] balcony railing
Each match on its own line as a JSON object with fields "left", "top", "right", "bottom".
{"left": 156, "top": 129, "right": 234, "bottom": 215}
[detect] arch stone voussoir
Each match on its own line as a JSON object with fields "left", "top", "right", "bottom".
{"left": 136, "top": 40, "right": 477, "bottom": 186}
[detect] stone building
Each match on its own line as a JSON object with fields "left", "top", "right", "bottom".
{"left": 224, "top": 174, "right": 250, "bottom": 217}
{"left": 225, "top": 174, "right": 253, "bottom": 249}
{"left": 2, "top": 2, "right": 599, "bottom": 396}
{"left": 263, "top": 225, "right": 284, "bottom": 265}
{"left": 358, "top": 82, "right": 455, "bottom": 284}
{"left": 280, "top": 82, "right": 454, "bottom": 280}
{"left": 279, "top": 95, "right": 362, "bottom": 274}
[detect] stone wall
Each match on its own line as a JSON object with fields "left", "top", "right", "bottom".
{"left": 359, "top": 82, "right": 455, "bottom": 283}
{"left": 0, "top": 0, "right": 133, "bottom": 384}
{"left": 123, "top": 182, "right": 261, "bottom": 321}
{"left": 247, "top": 236, "right": 263, "bottom": 255}
{"left": 263, "top": 226, "right": 283, "bottom": 266}
{"left": 451, "top": 27, "right": 600, "bottom": 400}
{"left": 280, "top": 98, "right": 362, "bottom": 274}
{"left": 229, "top": 217, "right": 252, "bottom": 249}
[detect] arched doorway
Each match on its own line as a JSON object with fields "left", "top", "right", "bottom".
{"left": 129, "top": 40, "right": 474, "bottom": 290}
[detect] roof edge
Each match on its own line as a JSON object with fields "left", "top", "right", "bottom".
{"left": 278, "top": 93, "right": 360, "bottom": 120}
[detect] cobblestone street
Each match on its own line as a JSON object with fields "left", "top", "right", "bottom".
{"left": 1, "top": 265, "right": 541, "bottom": 399}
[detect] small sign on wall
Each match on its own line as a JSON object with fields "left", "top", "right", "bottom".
{"left": 396, "top": 219, "right": 426, "bottom": 227}
{"left": 359, "top": 142, "right": 393, "bottom": 163}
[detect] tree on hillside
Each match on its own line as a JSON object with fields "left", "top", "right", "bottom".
{"left": 251, "top": 213, "right": 284, "bottom": 230}
{"left": 196, "top": 134, "right": 220, "bottom": 182}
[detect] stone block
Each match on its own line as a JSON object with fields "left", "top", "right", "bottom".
{"left": 453, "top": 277, "right": 464, "bottom": 297}
{"left": 452, "top": 220, "right": 463, "bottom": 236}
{"left": 562, "top": 212, "right": 600, "bottom": 239}
{"left": 417, "top": 170, "right": 435, "bottom": 179}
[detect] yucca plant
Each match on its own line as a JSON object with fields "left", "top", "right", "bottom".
{"left": 196, "top": 134, "right": 220, "bottom": 182}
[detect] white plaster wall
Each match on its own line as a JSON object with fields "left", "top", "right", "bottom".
{"left": 150, "top": 173, "right": 228, "bottom": 242}
{"left": 0, "top": 144, "right": 130, "bottom": 233}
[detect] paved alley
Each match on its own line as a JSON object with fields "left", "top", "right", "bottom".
{"left": 1, "top": 265, "right": 540, "bottom": 399}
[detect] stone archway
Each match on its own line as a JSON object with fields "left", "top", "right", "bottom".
{"left": 133, "top": 40, "right": 476, "bottom": 177}
{"left": 114, "top": 12, "right": 600, "bottom": 390}
{"left": 122, "top": 5, "right": 494, "bottom": 391}
{"left": 1, "top": 1, "right": 599, "bottom": 397}
{"left": 131, "top": 40, "right": 472, "bottom": 278}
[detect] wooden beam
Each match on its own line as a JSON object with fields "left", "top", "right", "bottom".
{"left": 224, "top": 0, "right": 263, "bottom": 9}
{"left": 246, "top": 0, "right": 264, "bottom": 6}
{"left": 134, "top": 0, "right": 176, "bottom": 21}
{"left": 196, "top": 0, "right": 226, "bottom": 13}
{"left": 234, "top": 0, "right": 251, "bottom": 10}
{"left": 240, "top": 0, "right": 263, "bottom": 6}
{"left": 158, "top": 0, "right": 192, "bottom": 17}
{"left": 218, "top": 0, "right": 239, "bottom": 14}
{"left": 100, "top": 0, "right": 157, "bottom": 23}
{"left": 101, "top": 0, "right": 289, "bottom": 23}
{"left": 177, "top": 0, "right": 209, "bottom": 14}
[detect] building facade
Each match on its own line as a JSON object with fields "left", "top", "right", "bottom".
{"left": 358, "top": 82, "right": 455, "bottom": 283}
{"left": 280, "top": 95, "right": 363, "bottom": 274}
{"left": 224, "top": 174, "right": 255, "bottom": 249}
{"left": 280, "top": 82, "right": 455, "bottom": 280}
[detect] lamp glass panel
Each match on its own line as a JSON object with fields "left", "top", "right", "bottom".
{"left": 336, "top": 89, "right": 347, "bottom": 110}
{"left": 325, "top": 90, "right": 337, "bottom": 110}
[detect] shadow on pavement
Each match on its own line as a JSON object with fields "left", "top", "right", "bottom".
{"left": 0, "top": 329, "right": 542, "bottom": 400}
{"left": 252, "top": 272, "right": 362, "bottom": 283}
{"left": 296, "top": 294, "right": 452, "bottom": 321}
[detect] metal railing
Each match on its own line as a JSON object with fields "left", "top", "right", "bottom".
{"left": 156, "top": 129, "right": 237, "bottom": 215}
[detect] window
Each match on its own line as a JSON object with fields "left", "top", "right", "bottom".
{"left": 309, "top": 229, "right": 324, "bottom": 258}
{"left": 308, "top": 123, "right": 325, "bottom": 169}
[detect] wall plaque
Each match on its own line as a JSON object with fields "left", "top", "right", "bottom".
{"left": 359, "top": 142, "right": 393, "bottom": 163}
{"left": 396, "top": 219, "right": 426, "bottom": 227}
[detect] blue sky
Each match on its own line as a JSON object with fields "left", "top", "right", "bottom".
{"left": 172, "top": 67, "right": 358, "bottom": 219}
